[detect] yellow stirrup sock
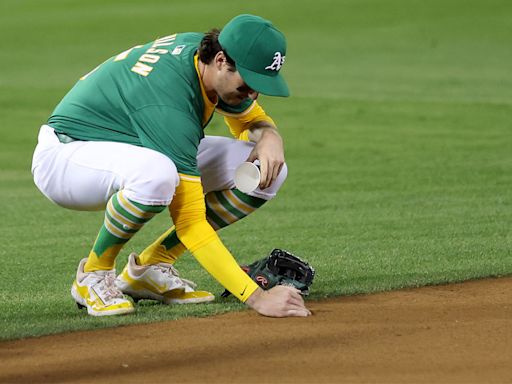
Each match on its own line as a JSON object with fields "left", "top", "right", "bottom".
{"left": 138, "top": 225, "right": 186, "bottom": 265}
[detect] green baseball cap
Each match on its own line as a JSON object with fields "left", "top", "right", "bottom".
{"left": 219, "top": 14, "right": 290, "bottom": 97}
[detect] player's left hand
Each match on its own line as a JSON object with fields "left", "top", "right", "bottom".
{"left": 245, "top": 286, "right": 311, "bottom": 318}
{"left": 246, "top": 128, "right": 284, "bottom": 189}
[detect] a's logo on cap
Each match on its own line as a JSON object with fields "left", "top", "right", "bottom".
{"left": 265, "top": 52, "right": 285, "bottom": 71}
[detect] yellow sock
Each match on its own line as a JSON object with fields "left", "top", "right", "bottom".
{"left": 84, "top": 244, "right": 124, "bottom": 272}
{"left": 138, "top": 225, "right": 186, "bottom": 265}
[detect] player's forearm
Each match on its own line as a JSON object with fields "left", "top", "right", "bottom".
{"left": 247, "top": 121, "right": 280, "bottom": 143}
{"left": 169, "top": 177, "right": 259, "bottom": 302}
{"left": 245, "top": 123, "right": 285, "bottom": 189}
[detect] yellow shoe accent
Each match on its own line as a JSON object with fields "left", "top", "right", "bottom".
{"left": 118, "top": 268, "right": 171, "bottom": 294}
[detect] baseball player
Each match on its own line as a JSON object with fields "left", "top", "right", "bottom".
{"left": 31, "top": 14, "right": 311, "bottom": 318}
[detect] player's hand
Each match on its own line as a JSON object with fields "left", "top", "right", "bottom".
{"left": 246, "top": 128, "right": 284, "bottom": 190}
{"left": 245, "top": 286, "right": 312, "bottom": 317}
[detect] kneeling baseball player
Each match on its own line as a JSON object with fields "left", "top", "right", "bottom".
{"left": 32, "top": 14, "right": 311, "bottom": 317}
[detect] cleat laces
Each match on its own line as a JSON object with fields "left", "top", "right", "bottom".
{"left": 93, "top": 272, "right": 125, "bottom": 302}
{"left": 155, "top": 263, "right": 196, "bottom": 290}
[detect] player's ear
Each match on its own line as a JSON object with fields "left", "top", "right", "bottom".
{"left": 213, "top": 51, "right": 226, "bottom": 70}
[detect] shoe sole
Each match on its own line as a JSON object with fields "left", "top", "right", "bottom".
{"left": 164, "top": 295, "right": 215, "bottom": 304}
{"left": 163, "top": 291, "right": 216, "bottom": 304}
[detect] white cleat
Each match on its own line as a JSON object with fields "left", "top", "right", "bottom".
{"left": 116, "top": 253, "right": 215, "bottom": 305}
{"left": 71, "top": 258, "right": 135, "bottom": 316}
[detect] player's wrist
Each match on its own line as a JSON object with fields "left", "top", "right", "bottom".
{"left": 248, "top": 123, "right": 280, "bottom": 142}
{"left": 260, "top": 126, "right": 281, "bottom": 140}
{"left": 245, "top": 287, "right": 264, "bottom": 310}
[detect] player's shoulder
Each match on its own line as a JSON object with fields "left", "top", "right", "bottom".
{"left": 135, "top": 32, "right": 202, "bottom": 98}
{"left": 155, "top": 32, "right": 203, "bottom": 58}
{"left": 174, "top": 32, "right": 204, "bottom": 44}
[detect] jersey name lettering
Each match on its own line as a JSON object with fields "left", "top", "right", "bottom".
{"left": 130, "top": 34, "right": 176, "bottom": 77}
{"left": 131, "top": 62, "right": 154, "bottom": 77}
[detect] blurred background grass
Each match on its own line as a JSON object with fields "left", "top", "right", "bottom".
{"left": 1, "top": 0, "right": 511, "bottom": 339}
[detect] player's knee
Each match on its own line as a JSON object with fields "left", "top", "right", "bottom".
{"left": 253, "top": 162, "right": 288, "bottom": 201}
{"left": 270, "top": 162, "right": 288, "bottom": 196}
{"left": 126, "top": 151, "right": 179, "bottom": 205}
{"left": 148, "top": 164, "right": 179, "bottom": 201}
{"left": 275, "top": 162, "right": 288, "bottom": 189}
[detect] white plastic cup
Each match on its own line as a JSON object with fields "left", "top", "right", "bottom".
{"left": 234, "top": 162, "right": 261, "bottom": 193}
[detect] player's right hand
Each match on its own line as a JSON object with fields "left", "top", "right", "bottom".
{"left": 246, "top": 127, "right": 285, "bottom": 190}
{"left": 245, "top": 286, "right": 312, "bottom": 317}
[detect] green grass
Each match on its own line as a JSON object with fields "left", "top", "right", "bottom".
{"left": 1, "top": 0, "right": 511, "bottom": 340}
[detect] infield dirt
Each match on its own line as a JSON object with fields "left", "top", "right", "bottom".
{"left": 1, "top": 277, "right": 511, "bottom": 383}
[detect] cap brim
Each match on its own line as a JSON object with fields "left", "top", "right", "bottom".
{"left": 237, "top": 66, "right": 290, "bottom": 97}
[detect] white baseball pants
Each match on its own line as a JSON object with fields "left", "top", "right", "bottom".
{"left": 31, "top": 125, "right": 287, "bottom": 210}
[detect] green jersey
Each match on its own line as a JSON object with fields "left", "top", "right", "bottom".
{"left": 48, "top": 33, "right": 251, "bottom": 176}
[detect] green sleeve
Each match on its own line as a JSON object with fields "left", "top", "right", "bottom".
{"left": 130, "top": 105, "right": 203, "bottom": 176}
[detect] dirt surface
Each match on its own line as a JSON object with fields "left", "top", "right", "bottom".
{"left": 1, "top": 277, "right": 511, "bottom": 384}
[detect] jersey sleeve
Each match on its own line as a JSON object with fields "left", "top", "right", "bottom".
{"left": 130, "top": 105, "right": 203, "bottom": 176}
{"left": 216, "top": 99, "right": 276, "bottom": 141}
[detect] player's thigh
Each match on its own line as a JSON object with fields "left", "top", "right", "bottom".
{"left": 197, "top": 136, "right": 254, "bottom": 193}
{"left": 197, "top": 135, "right": 287, "bottom": 199}
{"left": 33, "top": 128, "right": 178, "bottom": 210}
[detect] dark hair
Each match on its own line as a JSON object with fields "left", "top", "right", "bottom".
{"left": 198, "top": 28, "right": 235, "bottom": 66}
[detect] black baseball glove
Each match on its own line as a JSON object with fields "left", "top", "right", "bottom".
{"left": 222, "top": 249, "right": 315, "bottom": 298}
